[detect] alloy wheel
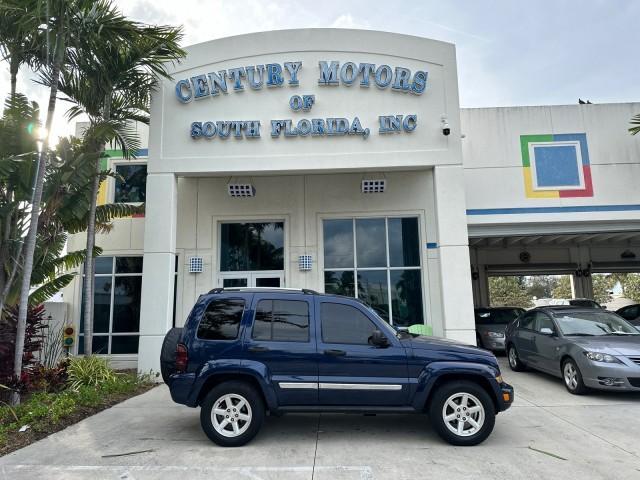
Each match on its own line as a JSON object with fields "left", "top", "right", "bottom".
{"left": 211, "top": 393, "right": 253, "bottom": 438}
{"left": 508, "top": 347, "right": 518, "bottom": 368}
{"left": 441, "top": 392, "right": 486, "bottom": 437}
{"left": 564, "top": 362, "right": 578, "bottom": 390}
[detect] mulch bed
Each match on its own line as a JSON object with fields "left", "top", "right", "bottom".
{"left": 1, "top": 383, "right": 156, "bottom": 457}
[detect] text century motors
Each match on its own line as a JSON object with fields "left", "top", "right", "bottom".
{"left": 174, "top": 61, "right": 429, "bottom": 102}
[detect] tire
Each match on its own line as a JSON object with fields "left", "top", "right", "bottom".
{"left": 507, "top": 344, "right": 527, "bottom": 372}
{"left": 429, "top": 380, "right": 496, "bottom": 446}
{"left": 562, "top": 358, "right": 588, "bottom": 395}
{"left": 160, "top": 327, "right": 183, "bottom": 384}
{"left": 200, "top": 381, "right": 265, "bottom": 447}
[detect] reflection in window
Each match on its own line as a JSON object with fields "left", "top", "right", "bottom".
{"left": 321, "top": 302, "right": 377, "bottom": 344}
{"left": 390, "top": 270, "right": 423, "bottom": 326}
{"left": 80, "top": 256, "right": 143, "bottom": 354}
{"left": 356, "top": 218, "right": 386, "bottom": 267}
{"left": 115, "top": 165, "right": 146, "bottom": 203}
{"left": 358, "top": 270, "right": 389, "bottom": 321}
{"left": 324, "top": 271, "right": 355, "bottom": 297}
{"left": 252, "top": 299, "right": 309, "bottom": 342}
{"left": 323, "top": 219, "right": 353, "bottom": 268}
{"left": 323, "top": 217, "right": 424, "bottom": 327}
{"left": 220, "top": 222, "right": 284, "bottom": 271}
{"left": 197, "top": 299, "right": 245, "bottom": 340}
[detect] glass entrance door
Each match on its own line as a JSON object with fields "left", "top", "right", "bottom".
{"left": 220, "top": 271, "right": 284, "bottom": 288}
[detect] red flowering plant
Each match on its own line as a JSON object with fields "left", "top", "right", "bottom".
{"left": 0, "top": 305, "right": 67, "bottom": 396}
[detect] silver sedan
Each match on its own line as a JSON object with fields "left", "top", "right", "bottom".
{"left": 505, "top": 306, "right": 640, "bottom": 394}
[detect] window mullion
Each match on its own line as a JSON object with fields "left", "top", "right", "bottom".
{"left": 386, "top": 218, "right": 392, "bottom": 325}
{"left": 352, "top": 218, "right": 358, "bottom": 299}
{"left": 108, "top": 259, "right": 116, "bottom": 354}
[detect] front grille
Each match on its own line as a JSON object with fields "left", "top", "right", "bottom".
{"left": 628, "top": 378, "right": 640, "bottom": 388}
{"left": 627, "top": 356, "right": 640, "bottom": 366}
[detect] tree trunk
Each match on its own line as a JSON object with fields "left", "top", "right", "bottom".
{"left": 82, "top": 149, "right": 100, "bottom": 355}
{"left": 83, "top": 95, "right": 111, "bottom": 355}
{"left": 9, "top": 55, "right": 19, "bottom": 98}
{"left": 12, "top": 18, "right": 66, "bottom": 406}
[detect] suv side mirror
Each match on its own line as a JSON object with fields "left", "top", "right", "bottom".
{"left": 539, "top": 327, "right": 554, "bottom": 336}
{"left": 370, "top": 329, "right": 390, "bottom": 347}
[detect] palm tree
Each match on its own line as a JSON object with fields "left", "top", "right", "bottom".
{"left": 0, "top": 94, "right": 40, "bottom": 315}
{"left": 12, "top": 0, "right": 146, "bottom": 403}
{"left": 0, "top": 1, "right": 39, "bottom": 98}
{"left": 51, "top": 21, "right": 184, "bottom": 353}
{"left": 630, "top": 114, "right": 640, "bottom": 136}
{"left": 0, "top": 98, "right": 144, "bottom": 388}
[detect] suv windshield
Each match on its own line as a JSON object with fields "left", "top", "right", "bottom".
{"left": 360, "top": 301, "right": 404, "bottom": 338}
{"left": 554, "top": 311, "right": 639, "bottom": 336}
{"left": 475, "top": 309, "right": 523, "bottom": 325}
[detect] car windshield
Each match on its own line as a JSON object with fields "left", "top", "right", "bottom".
{"left": 554, "top": 311, "right": 639, "bottom": 336}
{"left": 475, "top": 309, "right": 523, "bottom": 325}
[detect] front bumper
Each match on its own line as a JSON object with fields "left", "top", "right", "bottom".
{"left": 497, "top": 382, "right": 514, "bottom": 411}
{"left": 483, "top": 337, "right": 506, "bottom": 351}
{"left": 580, "top": 358, "right": 640, "bottom": 392}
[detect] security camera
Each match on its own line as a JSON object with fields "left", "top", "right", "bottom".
{"left": 441, "top": 114, "right": 450, "bottom": 136}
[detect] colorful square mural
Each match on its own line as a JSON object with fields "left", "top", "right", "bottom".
{"left": 520, "top": 133, "right": 593, "bottom": 198}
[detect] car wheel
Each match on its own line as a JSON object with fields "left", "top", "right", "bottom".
{"left": 562, "top": 358, "right": 588, "bottom": 395}
{"left": 507, "top": 344, "right": 526, "bottom": 372}
{"left": 429, "top": 380, "right": 496, "bottom": 446}
{"left": 200, "top": 381, "right": 265, "bottom": 447}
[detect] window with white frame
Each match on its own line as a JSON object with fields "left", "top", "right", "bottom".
{"left": 79, "top": 256, "right": 143, "bottom": 354}
{"left": 322, "top": 217, "right": 424, "bottom": 327}
{"left": 114, "top": 164, "right": 146, "bottom": 203}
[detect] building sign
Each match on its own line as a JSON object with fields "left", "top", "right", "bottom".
{"left": 174, "top": 61, "right": 428, "bottom": 140}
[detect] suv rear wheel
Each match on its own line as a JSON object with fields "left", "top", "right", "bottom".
{"left": 200, "top": 381, "right": 265, "bottom": 447}
{"left": 429, "top": 380, "right": 495, "bottom": 446}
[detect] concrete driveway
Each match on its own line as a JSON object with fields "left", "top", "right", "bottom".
{"left": 2, "top": 358, "right": 640, "bottom": 480}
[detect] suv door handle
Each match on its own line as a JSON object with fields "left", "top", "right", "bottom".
{"left": 248, "top": 346, "right": 270, "bottom": 352}
{"left": 324, "top": 349, "right": 346, "bottom": 356}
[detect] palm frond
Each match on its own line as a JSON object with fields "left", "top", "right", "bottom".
{"left": 29, "top": 273, "right": 75, "bottom": 305}
{"left": 96, "top": 202, "right": 145, "bottom": 223}
{"left": 630, "top": 114, "right": 640, "bottom": 136}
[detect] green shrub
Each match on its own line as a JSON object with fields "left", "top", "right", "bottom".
{"left": 67, "top": 356, "right": 117, "bottom": 390}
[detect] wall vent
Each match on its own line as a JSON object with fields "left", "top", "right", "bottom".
{"left": 189, "top": 256, "right": 204, "bottom": 273}
{"left": 298, "top": 255, "right": 313, "bottom": 271}
{"left": 227, "top": 183, "right": 256, "bottom": 197}
{"left": 361, "top": 179, "right": 386, "bottom": 193}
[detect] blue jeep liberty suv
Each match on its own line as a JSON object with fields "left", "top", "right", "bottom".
{"left": 162, "top": 288, "right": 513, "bottom": 447}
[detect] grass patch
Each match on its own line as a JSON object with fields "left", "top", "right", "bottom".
{"left": 0, "top": 370, "right": 155, "bottom": 456}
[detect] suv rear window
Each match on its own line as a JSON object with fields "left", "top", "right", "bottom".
{"left": 197, "top": 298, "right": 245, "bottom": 340}
{"left": 252, "top": 299, "right": 310, "bottom": 342}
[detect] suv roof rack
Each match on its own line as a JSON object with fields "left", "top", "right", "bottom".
{"left": 206, "top": 287, "right": 319, "bottom": 295}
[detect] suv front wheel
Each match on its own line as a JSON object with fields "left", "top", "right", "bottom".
{"left": 429, "top": 380, "right": 496, "bottom": 446}
{"left": 200, "top": 381, "right": 265, "bottom": 447}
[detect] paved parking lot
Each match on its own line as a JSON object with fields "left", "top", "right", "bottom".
{"left": 2, "top": 357, "right": 640, "bottom": 480}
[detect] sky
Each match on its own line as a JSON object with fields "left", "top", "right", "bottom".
{"left": 1, "top": 0, "right": 639, "bottom": 142}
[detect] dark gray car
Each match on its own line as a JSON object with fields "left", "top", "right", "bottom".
{"left": 475, "top": 307, "right": 525, "bottom": 352}
{"left": 505, "top": 306, "right": 640, "bottom": 394}
{"left": 616, "top": 304, "right": 640, "bottom": 330}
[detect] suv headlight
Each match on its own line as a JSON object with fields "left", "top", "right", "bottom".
{"left": 584, "top": 351, "right": 621, "bottom": 363}
{"left": 485, "top": 331, "right": 505, "bottom": 338}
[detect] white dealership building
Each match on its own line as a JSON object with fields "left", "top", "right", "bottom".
{"left": 64, "top": 29, "right": 640, "bottom": 372}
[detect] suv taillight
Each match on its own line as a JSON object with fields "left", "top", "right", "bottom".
{"left": 175, "top": 343, "right": 188, "bottom": 373}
